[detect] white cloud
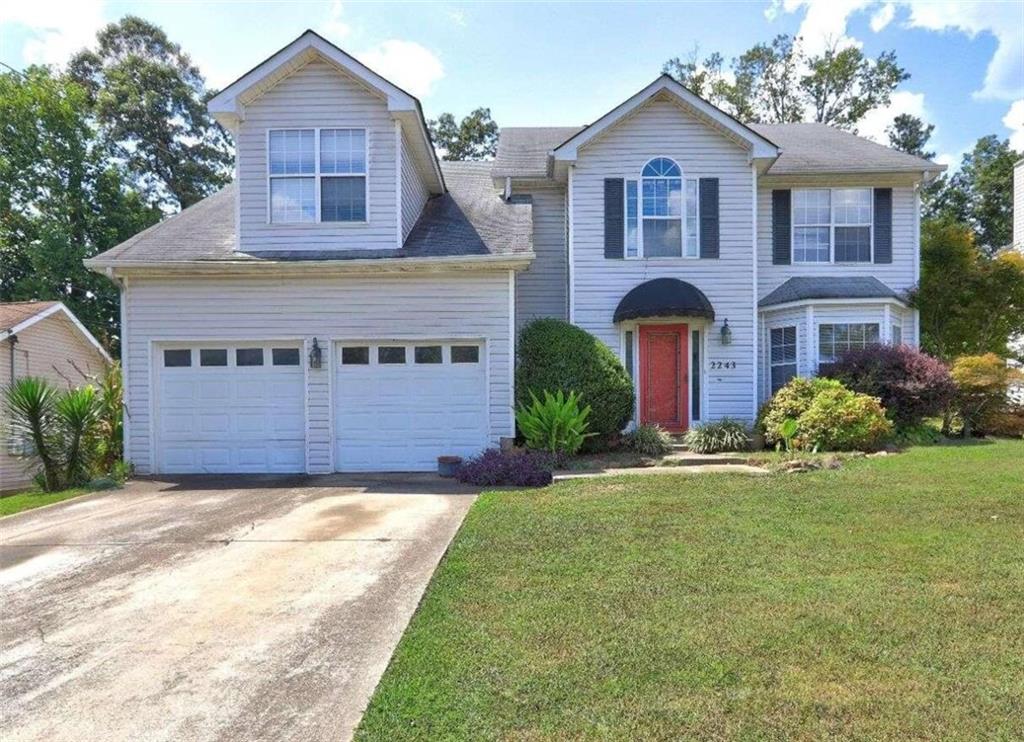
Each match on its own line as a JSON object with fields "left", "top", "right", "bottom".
{"left": 870, "top": 3, "right": 895, "bottom": 32}
{"left": 1004, "top": 99, "right": 1024, "bottom": 152}
{"left": 768, "top": 0, "right": 870, "bottom": 55}
{"left": 901, "top": 0, "right": 1023, "bottom": 101}
{"left": 355, "top": 40, "right": 444, "bottom": 98}
{"left": 857, "top": 89, "right": 928, "bottom": 143}
{"left": 0, "top": 0, "right": 106, "bottom": 67}
{"left": 322, "top": 0, "right": 352, "bottom": 41}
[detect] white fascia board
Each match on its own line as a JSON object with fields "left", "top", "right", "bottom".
{"left": 3, "top": 303, "right": 112, "bottom": 363}
{"left": 552, "top": 76, "right": 780, "bottom": 162}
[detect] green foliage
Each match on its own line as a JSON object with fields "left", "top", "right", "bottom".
{"left": 428, "top": 107, "right": 499, "bottom": 161}
{"left": 683, "top": 419, "right": 750, "bottom": 454}
{"left": 625, "top": 424, "right": 673, "bottom": 457}
{"left": 516, "top": 390, "right": 592, "bottom": 456}
{"left": 662, "top": 34, "right": 907, "bottom": 130}
{"left": 886, "top": 113, "right": 935, "bottom": 159}
{"left": 759, "top": 377, "right": 892, "bottom": 452}
{"left": 55, "top": 385, "right": 101, "bottom": 487}
{"left": 950, "top": 354, "right": 1013, "bottom": 437}
{"left": 797, "top": 386, "right": 893, "bottom": 452}
{"left": 94, "top": 362, "right": 124, "bottom": 471}
{"left": 68, "top": 15, "right": 233, "bottom": 209}
{"left": 516, "top": 319, "right": 634, "bottom": 439}
{"left": 925, "top": 135, "right": 1021, "bottom": 255}
{"left": 910, "top": 220, "right": 1024, "bottom": 361}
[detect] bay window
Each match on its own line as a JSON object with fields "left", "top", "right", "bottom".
{"left": 770, "top": 326, "right": 797, "bottom": 394}
{"left": 269, "top": 128, "right": 367, "bottom": 223}
{"left": 818, "top": 323, "right": 880, "bottom": 365}
{"left": 792, "top": 188, "right": 872, "bottom": 263}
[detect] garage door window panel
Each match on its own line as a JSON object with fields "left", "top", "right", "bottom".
{"left": 415, "top": 346, "right": 443, "bottom": 364}
{"left": 378, "top": 346, "right": 406, "bottom": 364}
{"left": 164, "top": 349, "right": 192, "bottom": 367}
{"left": 341, "top": 346, "right": 370, "bottom": 365}
{"left": 236, "top": 348, "right": 264, "bottom": 366}
{"left": 200, "top": 349, "right": 228, "bottom": 367}
{"left": 451, "top": 345, "right": 480, "bottom": 363}
{"left": 272, "top": 348, "right": 301, "bottom": 366}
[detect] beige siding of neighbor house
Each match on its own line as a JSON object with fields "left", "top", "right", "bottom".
{"left": 400, "top": 126, "right": 429, "bottom": 243}
{"left": 1, "top": 314, "right": 108, "bottom": 491}
{"left": 236, "top": 60, "right": 399, "bottom": 253}
{"left": 516, "top": 184, "right": 568, "bottom": 331}
{"left": 571, "top": 96, "right": 758, "bottom": 421}
{"left": 122, "top": 274, "right": 513, "bottom": 475}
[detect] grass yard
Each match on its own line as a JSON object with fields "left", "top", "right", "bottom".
{"left": 357, "top": 440, "right": 1024, "bottom": 741}
{"left": 0, "top": 487, "right": 88, "bottom": 517}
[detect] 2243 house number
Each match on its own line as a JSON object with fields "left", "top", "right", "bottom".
{"left": 710, "top": 361, "right": 737, "bottom": 370}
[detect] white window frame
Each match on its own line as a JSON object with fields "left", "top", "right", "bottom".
{"left": 267, "top": 127, "right": 369, "bottom": 225}
{"left": 816, "top": 322, "right": 881, "bottom": 365}
{"left": 625, "top": 157, "right": 699, "bottom": 259}
{"left": 769, "top": 325, "right": 798, "bottom": 395}
{"left": 791, "top": 187, "right": 873, "bottom": 264}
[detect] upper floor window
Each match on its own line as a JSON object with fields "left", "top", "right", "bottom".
{"left": 793, "top": 188, "right": 872, "bottom": 264}
{"left": 268, "top": 128, "right": 367, "bottom": 224}
{"left": 625, "top": 158, "right": 698, "bottom": 258}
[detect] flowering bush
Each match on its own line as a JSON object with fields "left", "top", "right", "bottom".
{"left": 455, "top": 448, "right": 554, "bottom": 487}
{"left": 824, "top": 344, "right": 955, "bottom": 427}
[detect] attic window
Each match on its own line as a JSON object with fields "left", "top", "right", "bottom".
{"left": 269, "top": 128, "right": 367, "bottom": 224}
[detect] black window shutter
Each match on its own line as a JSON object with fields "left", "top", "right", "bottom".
{"left": 873, "top": 188, "right": 892, "bottom": 264}
{"left": 604, "top": 178, "right": 624, "bottom": 259}
{"left": 699, "top": 178, "right": 719, "bottom": 259}
{"left": 772, "top": 189, "right": 791, "bottom": 265}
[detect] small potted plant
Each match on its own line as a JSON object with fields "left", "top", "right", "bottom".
{"left": 437, "top": 455, "right": 463, "bottom": 478}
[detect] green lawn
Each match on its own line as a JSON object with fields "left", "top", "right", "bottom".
{"left": 0, "top": 487, "right": 87, "bottom": 517}
{"left": 357, "top": 440, "right": 1024, "bottom": 741}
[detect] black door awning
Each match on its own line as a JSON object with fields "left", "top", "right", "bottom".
{"left": 613, "top": 278, "right": 715, "bottom": 323}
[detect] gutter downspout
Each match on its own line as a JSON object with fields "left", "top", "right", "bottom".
{"left": 7, "top": 333, "right": 16, "bottom": 386}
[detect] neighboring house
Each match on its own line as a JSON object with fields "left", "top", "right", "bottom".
{"left": 1, "top": 301, "right": 112, "bottom": 492}
{"left": 85, "top": 30, "right": 943, "bottom": 475}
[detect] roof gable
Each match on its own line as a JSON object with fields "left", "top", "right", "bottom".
{"left": 1, "top": 301, "right": 111, "bottom": 362}
{"left": 553, "top": 76, "right": 780, "bottom": 163}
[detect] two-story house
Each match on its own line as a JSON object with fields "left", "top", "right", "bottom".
{"left": 87, "top": 30, "right": 943, "bottom": 474}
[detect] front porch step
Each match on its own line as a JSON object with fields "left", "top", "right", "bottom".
{"left": 661, "top": 452, "right": 751, "bottom": 466}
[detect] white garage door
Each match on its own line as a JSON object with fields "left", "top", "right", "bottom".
{"left": 334, "top": 341, "right": 488, "bottom": 472}
{"left": 157, "top": 344, "right": 305, "bottom": 473}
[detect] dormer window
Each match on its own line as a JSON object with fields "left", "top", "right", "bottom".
{"left": 624, "top": 158, "right": 699, "bottom": 258}
{"left": 269, "top": 128, "right": 367, "bottom": 223}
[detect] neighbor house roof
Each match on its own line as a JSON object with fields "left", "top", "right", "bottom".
{"left": 759, "top": 276, "right": 905, "bottom": 308}
{"left": 86, "top": 161, "right": 532, "bottom": 271}
{"left": 1, "top": 301, "right": 112, "bottom": 361}
{"left": 493, "top": 121, "right": 941, "bottom": 180}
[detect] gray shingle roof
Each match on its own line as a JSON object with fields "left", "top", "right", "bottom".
{"left": 89, "top": 162, "right": 531, "bottom": 266}
{"left": 491, "top": 126, "right": 584, "bottom": 178}
{"left": 491, "top": 122, "right": 940, "bottom": 179}
{"left": 750, "top": 122, "right": 940, "bottom": 175}
{"left": 759, "top": 276, "right": 904, "bottom": 307}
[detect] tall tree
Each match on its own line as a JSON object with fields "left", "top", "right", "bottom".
{"left": 886, "top": 113, "right": 935, "bottom": 158}
{"left": 0, "top": 66, "right": 160, "bottom": 351}
{"left": 662, "top": 35, "right": 907, "bottom": 131}
{"left": 926, "top": 135, "right": 1020, "bottom": 254}
{"left": 68, "top": 16, "right": 232, "bottom": 209}
{"left": 428, "top": 107, "right": 499, "bottom": 160}
{"left": 910, "top": 219, "right": 1024, "bottom": 360}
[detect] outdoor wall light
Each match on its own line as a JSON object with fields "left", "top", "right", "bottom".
{"left": 720, "top": 319, "right": 732, "bottom": 345}
{"left": 309, "top": 337, "right": 323, "bottom": 369}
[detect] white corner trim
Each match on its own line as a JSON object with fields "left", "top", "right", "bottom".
{"left": 4, "top": 302, "right": 112, "bottom": 363}
{"left": 119, "top": 279, "right": 130, "bottom": 461}
{"left": 567, "top": 164, "right": 576, "bottom": 323}
{"left": 395, "top": 119, "right": 403, "bottom": 248}
{"left": 750, "top": 162, "right": 759, "bottom": 418}
{"left": 805, "top": 305, "right": 815, "bottom": 375}
{"left": 508, "top": 269, "right": 516, "bottom": 438}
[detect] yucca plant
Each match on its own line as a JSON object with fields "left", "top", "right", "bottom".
{"left": 3, "top": 377, "right": 62, "bottom": 491}
{"left": 56, "top": 385, "right": 101, "bottom": 487}
{"left": 516, "top": 389, "right": 593, "bottom": 456}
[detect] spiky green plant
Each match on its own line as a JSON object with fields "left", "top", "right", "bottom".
{"left": 516, "top": 389, "right": 593, "bottom": 456}
{"left": 94, "top": 362, "right": 124, "bottom": 471}
{"left": 3, "top": 377, "right": 62, "bottom": 491}
{"left": 55, "top": 385, "right": 101, "bottom": 487}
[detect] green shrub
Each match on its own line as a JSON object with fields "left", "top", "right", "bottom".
{"left": 517, "top": 319, "right": 634, "bottom": 439}
{"left": 94, "top": 361, "right": 124, "bottom": 472}
{"left": 684, "top": 419, "right": 750, "bottom": 453}
{"left": 757, "top": 377, "right": 840, "bottom": 447}
{"left": 950, "top": 354, "right": 1013, "bottom": 437}
{"left": 625, "top": 424, "right": 672, "bottom": 457}
{"left": 797, "top": 386, "right": 893, "bottom": 451}
{"left": 516, "top": 389, "right": 592, "bottom": 456}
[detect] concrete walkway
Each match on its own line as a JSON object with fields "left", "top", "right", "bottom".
{"left": 0, "top": 474, "right": 477, "bottom": 742}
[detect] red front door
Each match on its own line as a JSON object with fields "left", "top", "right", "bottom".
{"left": 639, "top": 324, "right": 688, "bottom": 432}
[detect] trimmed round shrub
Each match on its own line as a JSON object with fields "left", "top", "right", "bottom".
{"left": 797, "top": 386, "right": 893, "bottom": 451}
{"left": 517, "top": 319, "right": 634, "bottom": 438}
{"left": 823, "top": 344, "right": 955, "bottom": 427}
{"left": 758, "top": 377, "right": 893, "bottom": 451}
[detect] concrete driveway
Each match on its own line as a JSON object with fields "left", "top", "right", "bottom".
{"left": 0, "top": 475, "right": 477, "bottom": 741}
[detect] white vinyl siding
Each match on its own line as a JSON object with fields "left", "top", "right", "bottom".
{"left": 121, "top": 273, "right": 513, "bottom": 474}
{"left": 572, "top": 96, "right": 755, "bottom": 422}
{"left": 516, "top": 185, "right": 568, "bottom": 329}
{"left": 400, "top": 126, "right": 429, "bottom": 242}
{"left": 236, "top": 60, "right": 398, "bottom": 252}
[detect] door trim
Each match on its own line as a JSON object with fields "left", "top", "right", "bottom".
{"left": 638, "top": 323, "right": 689, "bottom": 432}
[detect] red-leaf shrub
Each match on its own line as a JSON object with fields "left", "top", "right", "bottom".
{"left": 824, "top": 344, "right": 955, "bottom": 426}
{"left": 456, "top": 448, "right": 554, "bottom": 487}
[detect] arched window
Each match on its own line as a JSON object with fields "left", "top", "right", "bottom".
{"left": 626, "top": 157, "right": 697, "bottom": 258}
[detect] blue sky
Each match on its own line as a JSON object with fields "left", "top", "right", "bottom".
{"left": 2, "top": 1, "right": 1022, "bottom": 167}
